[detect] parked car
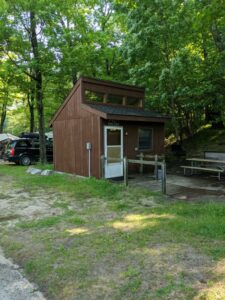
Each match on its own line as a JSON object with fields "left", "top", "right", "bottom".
{"left": 3, "top": 138, "right": 53, "bottom": 166}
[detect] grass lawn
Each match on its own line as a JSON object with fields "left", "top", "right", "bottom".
{"left": 0, "top": 164, "right": 225, "bottom": 299}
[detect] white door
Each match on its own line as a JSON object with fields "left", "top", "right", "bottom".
{"left": 104, "top": 126, "right": 123, "bottom": 178}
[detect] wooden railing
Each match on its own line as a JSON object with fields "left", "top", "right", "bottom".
{"left": 124, "top": 157, "right": 166, "bottom": 194}
{"left": 101, "top": 155, "right": 167, "bottom": 194}
{"left": 136, "top": 153, "right": 165, "bottom": 178}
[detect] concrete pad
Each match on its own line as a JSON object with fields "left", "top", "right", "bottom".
{"left": 129, "top": 174, "right": 225, "bottom": 201}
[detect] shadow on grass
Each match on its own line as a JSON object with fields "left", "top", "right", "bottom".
{"left": 61, "top": 208, "right": 225, "bottom": 299}
{"left": 1, "top": 165, "right": 225, "bottom": 299}
{"left": 4, "top": 200, "right": 225, "bottom": 300}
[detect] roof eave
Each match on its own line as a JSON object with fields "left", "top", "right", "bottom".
{"left": 81, "top": 103, "right": 107, "bottom": 118}
{"left": 105, "top": 114, "right": 170, "bottom": 123}
{"left": 80, "top": 76, "right": 145, "bottom": 93}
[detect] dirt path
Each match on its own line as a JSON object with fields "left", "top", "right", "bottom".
{"left": 0, "top": 175, "right": 63, "bottom": 299}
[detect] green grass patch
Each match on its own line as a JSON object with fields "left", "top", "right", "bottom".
{"left": 0, "top": 164, "right": 123, "bottom": 200}
{"left": 18, "top": 216, "right": 63, "bottom": 229}
{"left": 17, "top": 213, "right": 85, "bottom": 229}
{"left": 150, "top": 202, "right": 225, "bottom": 243}
{"left": 1, "top": 165, "right": 225, "bottom": 299}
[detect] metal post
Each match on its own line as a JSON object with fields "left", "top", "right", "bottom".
{"left": 123, "top": 157, "right": 128, "bottom": 186}
{"left": 86, "top": 142, "right": 92, "bottom": 177}
{"left": 161, "top": 163, "right": 166, "bottom": 194}
{"left": 100, "top": 155, "right": 105, "bottom": 179}
{"left": 139, "top": 152, "right": 144, "bottom": 174}
{"left": 191, "top": 161, "right": 194, "bottom": 175}
{"left": 88, "top": 148, "right": 91, "bottom": 177}
{"left": 154, "top": 154, "right": 158, "bottom": 180}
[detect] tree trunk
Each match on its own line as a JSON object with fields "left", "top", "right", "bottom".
{"left": 0, "top": 101, "right": 7, "bottom": 133}
{"left": 30, "top": 11, "right": 46, "bottom": 164}
{"left": 71, "top": 70, "right": 77, "bottom": 85}
{"left": 201, "top": 33, "right": 208, "bottom": 61}
{"left": 29, "top": 97, "right": 35, "bottom": 133}
{"left": 211, "top": 21, "right": 225, "bottom": 53}
{"left": 27, "top": 82, "right": 35, "bottom": 132}
{"left": 105, "top": 58, "right": 111, "bottom": 76}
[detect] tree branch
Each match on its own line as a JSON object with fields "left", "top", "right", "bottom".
{"left": 3, "top": 49, "right": 38, "bottom": 81}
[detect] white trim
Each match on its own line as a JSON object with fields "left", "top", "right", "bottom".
{"left": 104, "top": 126, "right": 123, "bottom": 178}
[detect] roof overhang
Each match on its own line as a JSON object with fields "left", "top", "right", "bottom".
{"left": 81, "top": 103, "right": 107, "bottom": 118}
{"left": 81, "top": 76, "right": 145, "bottom": 93}
{"left": 105, "top": 114, "right": 170, "bottom": 123}
{"left": 82, "top": 104, "right": 170, "bottom": 123}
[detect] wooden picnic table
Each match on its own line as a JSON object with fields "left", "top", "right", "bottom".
{"left": 181, "top": 157, "right": 225, "bottom": 180}
{"left": 186, "top": 157, "right": 225, "bottom": 164}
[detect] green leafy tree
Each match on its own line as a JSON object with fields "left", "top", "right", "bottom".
{"left": 123, "top": 0, "right": 225, "bottom": 140}
{"left": 1, "top": 0, "right": 56, "bottom": 162}
{"left": 0, "top": 60, "right": 17, "bottom": 133}
{"left": 193, "top": 0, "right": 225, "bottom": 128}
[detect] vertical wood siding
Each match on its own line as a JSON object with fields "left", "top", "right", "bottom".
{"left": 53, "top": 83, "right": 101, "bottom": 178}
{"left": 52, "top": 78, "right": 166, "bottom": 178}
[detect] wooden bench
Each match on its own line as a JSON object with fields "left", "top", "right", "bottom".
{"left": 180, "top": 165, "right": 224, "bottom": 180}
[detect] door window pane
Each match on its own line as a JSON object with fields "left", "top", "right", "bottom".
{"left": 107, "top": 146, "right": 121, "bottom": 163}
{"left": 107, "top": 129, "right": 120, "bottom": 145}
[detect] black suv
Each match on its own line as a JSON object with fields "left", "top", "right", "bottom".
{"left": 3, "top": 138, "right": 53, "bottom": 166}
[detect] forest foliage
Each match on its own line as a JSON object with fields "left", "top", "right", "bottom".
{"left": 0, "top": 0, "right": 225, "bottom": 144}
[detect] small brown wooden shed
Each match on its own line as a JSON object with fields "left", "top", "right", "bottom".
{"left": 50, "top": 77, "right": 169, "bottom": 179}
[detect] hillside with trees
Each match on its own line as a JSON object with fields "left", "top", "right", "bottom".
{"left": 0, "top": 0, "right": 225, "bottom": 161}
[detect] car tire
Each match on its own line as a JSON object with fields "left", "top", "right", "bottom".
{"left": 19, "top": 156, "right": 31, "bottom": 166}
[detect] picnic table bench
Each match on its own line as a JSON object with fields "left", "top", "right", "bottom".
{"left": 181, "top": 157, "right": 225, "bottom": 180}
